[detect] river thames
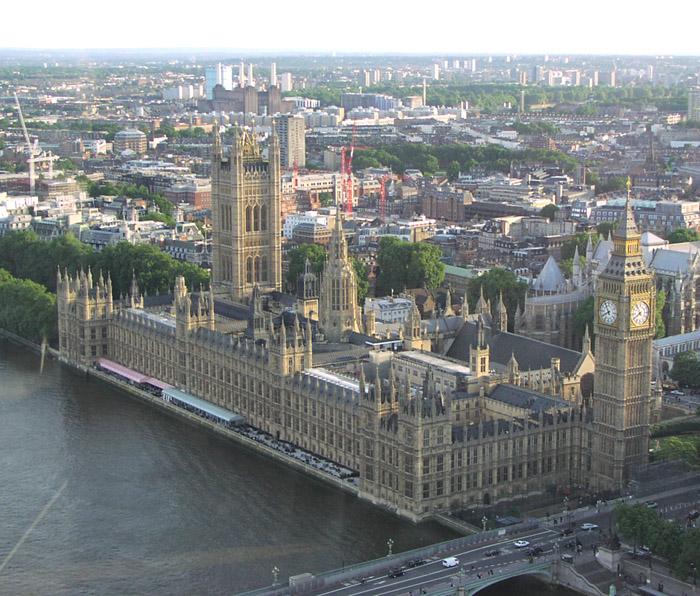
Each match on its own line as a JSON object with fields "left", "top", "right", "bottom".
{"left": 0, "top": 340, "right": 578, "bottom": 596}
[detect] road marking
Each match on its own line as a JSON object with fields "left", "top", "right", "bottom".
{"left": 0, "top": 480, "right": 67, "bottom": 576}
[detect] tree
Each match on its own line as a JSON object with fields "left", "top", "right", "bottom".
{"left": 573, "top": 295, "right": 595, "bottom": 349}
{"left": 539, "top": 203, "right": 559, "bottom": 221}
{"left": 667, "top": 228, "right": 700, "bottom": 244}
{"left": 318, "top": 191, "right": 334, "bottom": 207}
{"left": 466, "top": 268, "right": 528, "bottom": 331}
{"left": 375, "top": 237, "right": 445, "bottom": 296}
{"left": 670, "top": 351, "right": 700, "bottom": 388}
{"left": 600, "top": 176, "right": 628, "bottom": 194}
{"left": 597, "top": 221, "right": 618, "bottom": 239}
{"left": 655, "top": 290, "right": 666, "bottom": 339}
{"left": 446, "top": 161, "right": 461, "bottom": 182}
{"left": 616, "top": 503, "right": 662, "bottom": 551}
{"left": 351, "top": 257, "right": 369, "bottom": 305}
{"left": 286, "top": 243, "right": 326, "bottom": 285}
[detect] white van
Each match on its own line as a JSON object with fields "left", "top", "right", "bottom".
{"left": 442, "top": 556, "right": 459, "bottom": 567}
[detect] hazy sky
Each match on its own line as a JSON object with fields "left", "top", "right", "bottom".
{"left": 4, "top": 0, "right": 700, "bottom": 56}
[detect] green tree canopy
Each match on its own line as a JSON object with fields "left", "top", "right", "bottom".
{"left": 0, "top": 268, "right": 57, "bottom": 344}
{"left": 351, "top": 257, "right": 369, "bottom": 305}
{"left": 286, "top": 243, "right": 326, "bottom": 285}
{"left": 466, "top": 268, "right": 527, "bottom": 332}
{"left": 670, "top": 350, "right": 700, "bottom": 388}
{"left": 667, "top": 228, "right": 700, "bottom": 244}
{"left": 596, "top": 221, "right": 618, "bottom": 239}
{"left": 376, "top": 237, "right": 445, "bottom": 296}
{"left": 539, "top": 203, "right": 559, "bottom": 221}
{"left": 655, "top": 289, "right": 666, "bottom": 339}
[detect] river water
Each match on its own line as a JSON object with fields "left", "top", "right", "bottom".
{"left": 0, "top": 341, "right": 579, "bottom": 596}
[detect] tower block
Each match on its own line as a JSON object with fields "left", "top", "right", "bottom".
{"left": 211, "top": 124, "right": 282, "bottom": 303}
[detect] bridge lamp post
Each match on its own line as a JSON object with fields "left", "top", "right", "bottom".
{"left": 482, "top": 516, "right": 488, "bottom": 532}
{"left": 387, "top": 538, "right": 394, "bottom": 557}
{"left": 272, "top": 566, "right": 280, "bottom": 587}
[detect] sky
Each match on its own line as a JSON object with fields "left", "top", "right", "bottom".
{"left": 3, "top": 0, "right": 700, "bottom": 56}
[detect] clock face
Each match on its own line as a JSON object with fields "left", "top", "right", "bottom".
{"left": 631, "top": 301, "right": 650, "bottom": 326}
{"left": 599, "top": 300, "right": 617, "bottom": 325}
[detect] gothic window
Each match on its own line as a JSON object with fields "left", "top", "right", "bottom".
{"left": 260, "top": 205, "right": 267, "bottom": 231}
{"left": 261, "top": 256, "right": 268, "bottom": 282}
{"left": 246, "top": 257, "right": 253, "bottom": 283}
{"left": 246, "top": 206, "right": 252, "bottom": 232}
{"left": 253, "top": 206, "right": 260, "bottom": 231}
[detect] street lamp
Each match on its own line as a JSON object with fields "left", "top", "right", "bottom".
{"left": 387, "top": 538, "right": 394, "bottom": 557}
{"left": 691, "top": 562, "right": 697, "bottom": 586}
{"left": 482, "top": 516, "right": 488, "bottom": 532}
{"left": 272, "top": 566, "right": 280, "bottom": 587}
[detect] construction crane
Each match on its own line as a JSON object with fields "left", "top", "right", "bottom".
{"left": 13, "top": 92, "right": 57, "bottom": 194}
{"left": 379, "top": 174, "right": 388, "bottom": 222}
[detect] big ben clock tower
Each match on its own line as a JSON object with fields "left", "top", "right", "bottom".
{"left": 593, "top": 181, "right": 655, "bottom": 493}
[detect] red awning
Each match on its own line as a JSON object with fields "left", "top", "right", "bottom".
{"left": 98, "top": 359, "right": 149, "bottom": 384}
{"left": 145, "top": 377, "right": 174, "bottom": 390}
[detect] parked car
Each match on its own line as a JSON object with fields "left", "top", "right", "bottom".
{"left": 581, "top": 523, "right": 599, "bottom": 531}
{"left": 485, "top": 549, "right": 501, "bottom": 557}
{"left": 442, "top": 556, "right": 459, "bottom": 568}
{"left": 388, "top": 567, "right": 405, "bottom": 578}
{"left": 513, "top": 540, "right": 530, "bottom": 548}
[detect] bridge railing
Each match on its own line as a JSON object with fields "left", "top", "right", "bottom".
{"left": 236, "top": 519, "right": 541, "bottom": 596}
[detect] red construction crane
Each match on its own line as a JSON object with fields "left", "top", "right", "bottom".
{"left": 293, "top": 158, "right": 299, "bottom": 189}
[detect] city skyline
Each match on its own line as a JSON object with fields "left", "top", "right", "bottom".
{"left": 4, "top": 0, "right": 700, "bottom": 57}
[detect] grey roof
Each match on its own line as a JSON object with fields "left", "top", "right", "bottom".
{"left": 489, "top": 383, "right": 569, "bottom": 413}
{"left": 531, "top": 256, "right": 567, "bottom": 293}
{"left": 641, "top": 231, "right": 666, "bottom": 246}
{"left": 648, "top": 249, "right": 696, "bottom": 275}
{"left": 446, "top": 320, "right": 583, "bottom": 373}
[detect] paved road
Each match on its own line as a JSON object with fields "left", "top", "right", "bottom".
{"left": 307, "top": 484, "right": 700, "bottom": 596}
{"left": 662, "top": 390, "right": 700, "bottom": 410}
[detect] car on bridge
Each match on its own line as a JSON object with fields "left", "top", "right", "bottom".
{"left": 485, "top": 549, "right": 501, "bottom": 557}
{"left": 526, "top": 547, "right": 543, "bottom": 556}
{"left": 559, "top": 528, "right": 574, "bottom": 536}
{"left": 387, "top": 567, "right": 405, "bottom": 578}
{"left": 581, "top": 523, "right": 599, "bottom": 531}
{"left": 442, "top": 557, "right": 459, "bottom": 567}
{"left": 406, "top": 558, "right": 426, "bottom": 568}
{"left": 513, "top": 540, "right": 530, "bottom": 548}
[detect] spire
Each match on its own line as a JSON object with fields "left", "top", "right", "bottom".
{"left": 444, "top": 287, "right": 454, "bottom": 316}
{"left": 582, "top": 324, "right": 591, "bottom": 355}
{"left": 615, "top": 177, "right": 640, "bottom": 240}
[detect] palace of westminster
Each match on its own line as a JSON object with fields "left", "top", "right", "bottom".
{"left": 57, "top": 127, "right": 658, "bottom": 522}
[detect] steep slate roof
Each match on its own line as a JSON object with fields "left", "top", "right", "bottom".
{"left": 446, "top": 320, "right": 582, "bottom": 373}
{"left": 531, "top": 255, "right": 567, "bottom": 293}
{"left": 489, "top": 384, "right": 569, "bottom": 412}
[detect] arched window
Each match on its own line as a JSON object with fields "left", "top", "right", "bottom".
{"left": 253, "top": 206, "right": 260, "bottom": 231}
{"left": 245, "top": 206, "right": 252, "bottom": 232}
{"left": 254, "top": 256, "right": 261, "bottom": 282}
{"left": 246, "top": 257, "right": 253, "bottom": 283}
{"left": 260, "top": 205, "right": 267, "bottom": 231}
{"left": 261, "top": 256, "right": 268, "bottom": 282}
